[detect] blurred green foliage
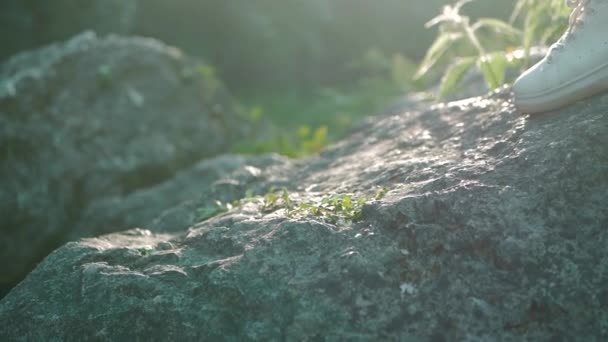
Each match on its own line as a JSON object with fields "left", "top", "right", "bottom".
{"left": 0, "top": 0, "right": 534, "bottom": 159}
{"left": 232, "top": 50, "right": 422, "bottom": 158}
{"left": 233, "top": 0, "right": 572, "bottom": 158}
{"left": 134, "top": 0, "right": 512, "bottom": 91}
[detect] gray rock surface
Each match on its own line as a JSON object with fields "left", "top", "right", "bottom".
{"left": 75, "top": 153, "right": 288, "bottom": 238}
{"left": 0, "top": 32, "right": 247, "bottom": 295}
{"left": 2, "top": 87, "right": 608, "bottom": 340}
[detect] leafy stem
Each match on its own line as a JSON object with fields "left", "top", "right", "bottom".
{"left": 415, "top": 0, "right": 570, "bottom": 98}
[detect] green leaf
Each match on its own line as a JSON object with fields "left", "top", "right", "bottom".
{"left": 297, "top": 125, "right": 310, "bottom": 138}
{"left": 509, "top": 0, "right": 529, "bottom": 24}
{"left": 341, "top": 195, "right": 352, "bottom": 210}
{"left": 248, "top": 106, "right": 264, "bottom": 123}
{"left": 472, "top": 18, "right": 522, "bottom": 39}
{"left": 281, "top": 188, "right": 293, "bottom": 209}
{"left": 540, "top": 22, "right": 566, "bottom": 45}
{"left": 414, "top": 32, "right": 463, "bottom": 80}
{"left": 477, "top": 52, "right": 509, "bottom": 90}
{"left": 522, "top": 5, "right": 543, "bottom": 52}
{"left": 438, "top": 56, "right": 476, "bottom": 97}
{"left": 373, "top": 187, "right": 389, "bottom": 200}
{"left": 197, "top": 64, "right": 217, "bottom": 80}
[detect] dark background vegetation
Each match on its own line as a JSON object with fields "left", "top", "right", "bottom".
{"left": 0, "top": 0, "right": 513, "bottom": 155}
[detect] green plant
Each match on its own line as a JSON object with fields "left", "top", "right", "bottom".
{"left": 258, "top": 187, "right": 390, "bottom": 223}
{"left": 197, "top": 186, "right": 390, "bottom": 225}
{"left": 137, "top": 247, "right": 153, "bottom": 256}
{"left": 510, "top": 0, "right": 570, "bottom": 66}
{"left": 262, "top": 187, "right": 294, "bottom": 212}
{"left": 286, "top": 193, "right": 366, "bottom": 223}
{"left": 233, "top": 59, "right": 415, "bottom": 159}
{"left": 233, "top": 123, "right": 329, "bottom": 158}
{"left": 291, "top": 186, "right": 389, "bottom": 223}
{"left": 415, "top": 0, "right": 570, "bottom": 98}
{"left": 374, "top": 187, "right": 389, "bottom": 200}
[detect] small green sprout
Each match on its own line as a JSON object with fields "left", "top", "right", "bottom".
{"left": 374, "top": 187, "right": 389, "bottom": 200}
{"left": 228, "top": 187, "right": 392, "bottom": 224}
{"left": 287, "top": 193, "right": 369, "bottom": 224}
{"left": 281, "top": 188, "right": 293, "bottom": 210}
{"left": 137, "top": 247, "right": 153, "bottom": 256}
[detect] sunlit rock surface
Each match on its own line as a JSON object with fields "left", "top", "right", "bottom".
{"left": 2, "top": 86, "right": 608, "bottom": 340}
{"left": 0, "top": 32, "right": 247, "bottom": 295}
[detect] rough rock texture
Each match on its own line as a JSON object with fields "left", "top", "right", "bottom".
{"left": 74, "top": 153, "right": 288, "bottom": 238}
{"left": 0, "top": 32, "right": 247, "bottom": 294}
{"left": 2, "top": 87, "right": 608, "bottom": 340}
{"left": 0, "top": 0, "right": 137, "bottom": 61}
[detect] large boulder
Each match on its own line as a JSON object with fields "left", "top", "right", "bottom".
{"left": 0, "top": 32, "right": 247, "bottom": 296}
{"left": 2, "top": 86, "right": 607, "bottom": 340}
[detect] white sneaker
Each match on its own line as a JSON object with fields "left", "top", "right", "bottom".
{"left": 512, "top": 0, "right": 608, "bottom": 113}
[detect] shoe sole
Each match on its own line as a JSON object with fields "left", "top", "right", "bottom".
{"left": 515, "top": 60, "right": 608, "bottom": 114}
